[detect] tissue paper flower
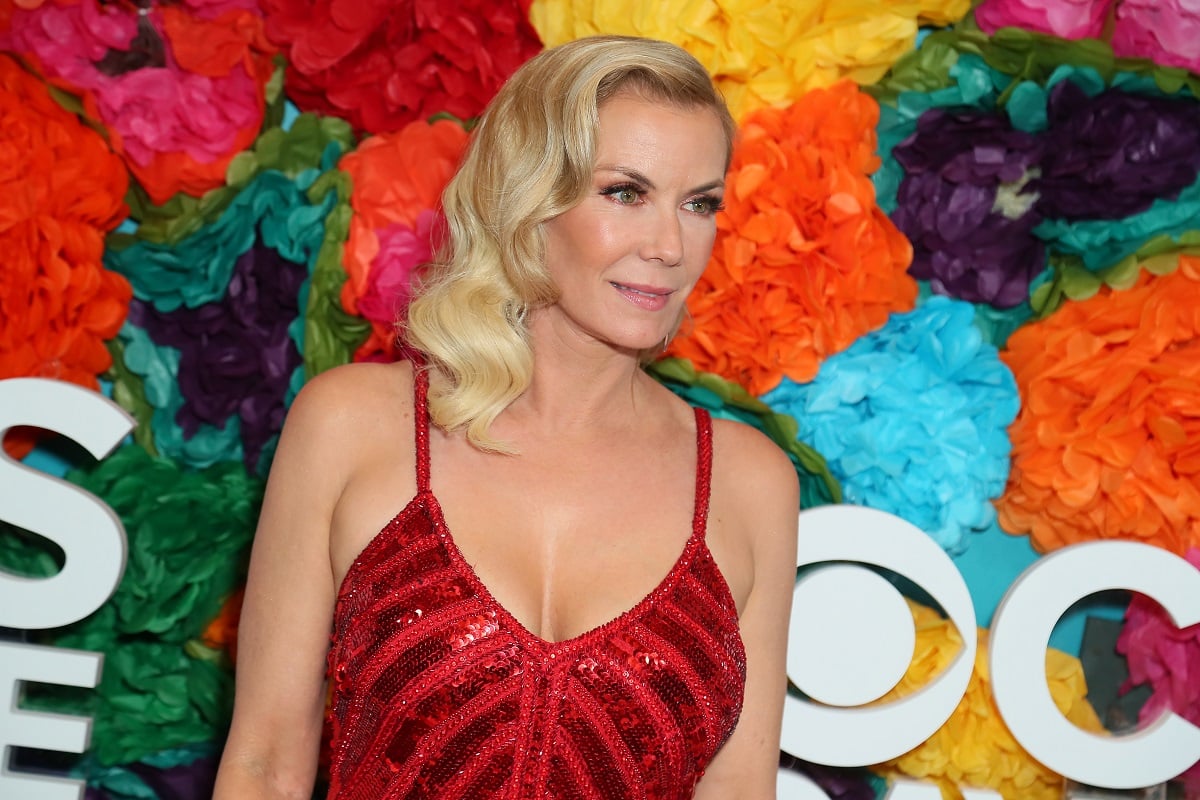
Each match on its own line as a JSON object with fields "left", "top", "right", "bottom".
{"left": 873, "top": 600, "right": 1104, "bottom": 799}
{"left": 1112, "top": 0, "right": 1200, "bottom": 75}
{"left": 973, "top": 0, "right": 1113, "bottom": 40}
{"left": 1117, "top": 548, "right": 1200, "bottom": 795}
{"left": 261, "top": 0, "right": 541, "bottom": 133}
{"left": 530, "top": 0, "right": 971, "bottom": 121}
{"left": 669, "top": 81, "right": 916, "bottom": 396}
{"left": 1, "top": 0, "right": 275, "bottom": 202}
{"left": 762, "top": 297, "right": 1019, "bottom": 554}
{"left": 338, "top": 118, "right": 468, "bottom": 360}
{"left": 351, "top": 211, "right": 442, "bottom": 362}
{"left": 17, "top": 445, "right": 262, "bottom": 766}
{"left": 997, "top": 256, "right": 1200, "bottom": 555}
{"left": 127, "top": 243, "right": 306, "bottom": 472}
{"left": 891, "top": 108, "right": 1045, "bottom": 308}
{"left": 0, "top": 53, "right": 130, "bottom": 455}
{"left": 106, "top": 167, "right": 336, "bottom": 471}
{"left": 1036, "top": 80, "right": 1200, "bottom": 222}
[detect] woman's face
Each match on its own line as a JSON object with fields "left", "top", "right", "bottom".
{"left": 538, "top": 91, "right": 728, "bottom": 356}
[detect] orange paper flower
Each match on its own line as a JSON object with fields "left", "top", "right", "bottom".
{"left": 338, "top": 118, "right": 468, "bottom": 361}
{"left": 872, "top": 601, "right": 1105, "bottom": 799}
{"left": 669, "top": 81, "right": 915, "bottom": 396}
{"left": 997, "top": 256, "right": 1200, "bottom": 555}
{"left": 0, "top": 54, "right": 129, "bottom": 439}
{"left": 201, "top": 587, "right": 245, "bottom": 664}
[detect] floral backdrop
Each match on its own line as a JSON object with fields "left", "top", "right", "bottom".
{"left": 2, "top": 0, "right": 1199, "bottom": 798}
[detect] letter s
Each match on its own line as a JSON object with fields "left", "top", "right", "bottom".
{"left": 0, "top": 378, "right": 133, "bottom": 628}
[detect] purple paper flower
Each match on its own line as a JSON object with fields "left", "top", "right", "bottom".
{"left": 130, "top": 244, "right": 305, "bottom": 471}
{"left": 1035, "top": 80, "right": 1200, "bottom": 221}
{"left": 891, "top": 109, "right": 1045, "bottom": 308}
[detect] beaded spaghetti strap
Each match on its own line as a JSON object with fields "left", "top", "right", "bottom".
{"left": 692, "top": 407, "right": 713, "bottom": 539}
{"left": 413, "top": 366, "right": 431, "bottom": 496}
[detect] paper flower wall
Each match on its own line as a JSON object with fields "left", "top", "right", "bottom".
{"left": 529, "top": 0, "right": 972, "bottom": 120}
{"left": 872, "top": 600, "right": 1105, "bottom": 800}
{"left": 891, "top": 108, "right": 1044, "bottom": 308}
{"left": 1112, "top": 0, "right": 1200, "bottom": 74}
{"left": 669, "top": 80, "right": 916, "bottom": 396}
{"left": 973, "top": 0, "right": 1113, "bottom": 40}
{"left": 260, "top": 0, "right": 542, "bottom": 133}
{"left": 338, "top": 117, "right": 468, "bottom": 361}
{"left": 763, "top": 297, "right": 1019, "bottom": 554}
{"left": 1117, "top": 548, "right": 1200, "bottom": 794}
{"left": 0, "top": 52, "right": 129, "bottom": 455}
{"left": 21, "top": 445, "right": 262, "bottom": 766}
{"left": 4, "top": 2, "right": 1200, "bottom": 797}
{"left": 0, "top": 0, "right": 275, "bottom": 203}
{"left": 997, "top": 256, "right": 1200, "bottom": 555}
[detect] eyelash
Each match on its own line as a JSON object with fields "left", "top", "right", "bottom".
{"left": 599, "top": 183, "right": 725, "bottom": 216}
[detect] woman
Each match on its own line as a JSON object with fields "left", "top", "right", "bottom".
{"left": 214, "top": 35, "right": 798, "bottom": 800}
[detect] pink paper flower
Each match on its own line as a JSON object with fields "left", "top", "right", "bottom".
{"left": 973, "top": 0, "right": 1113, "bottom": 40}
{"left": 356, "top": 210, "right": 441, "bottom": 328}
{"left": 1112, "top": 0, "right": 1200, "bottom": 74}
{"left": 1117, "top": 548, "right": 1200, "bottom": 793}
{"left": 0, "top": 0, "right": 272, "bottom": 202}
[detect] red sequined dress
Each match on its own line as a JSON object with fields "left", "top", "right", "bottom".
{"left": 325, "top": 371, "right": 746, "bottom": 799}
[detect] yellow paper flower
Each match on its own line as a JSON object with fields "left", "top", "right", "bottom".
{"left": 872, "top": 601, "right": 1105, "bottom": 800}
{"left": 528, "top": 0, "right": 971, "bottom": 120}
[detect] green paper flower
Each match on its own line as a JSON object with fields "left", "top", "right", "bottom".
{"left": 649, "top": 358, "right": 842, "bottom": 508}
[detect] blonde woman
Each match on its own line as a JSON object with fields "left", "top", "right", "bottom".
{"left": 215, "top": 35, "right": 798, "bottom": 800}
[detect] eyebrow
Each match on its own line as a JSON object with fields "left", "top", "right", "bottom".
{"left": 595, "top": 164, "right": 725, "bottom": 194}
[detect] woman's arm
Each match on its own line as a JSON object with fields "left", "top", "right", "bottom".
{"left": 695, "top": 423, "right": 800, "bottom": 800}
{"left": 213, "top": 370, "right": 362, "bottom": 799}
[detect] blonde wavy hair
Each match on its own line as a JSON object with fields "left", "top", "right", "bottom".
{"left": 403, "top": 35, "right": 735, "bottom": 452}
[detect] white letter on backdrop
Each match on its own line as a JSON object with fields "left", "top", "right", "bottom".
{"left": 777, "top": 769, "right": 833, "bottom": 800}
{"left": 780, "top": 505, "right": 977, "bottom": 766}
{"left": 0, "top": 378, "right": 133, "bottom": 628}
{"left": 990, "top": 540, "right": 1200, "bottom": 789}
{"left": 0, "top": 642, "right": 102, "bottom": 800}
{"left": 0, "top": 378, "right": 133, "bottom": 799}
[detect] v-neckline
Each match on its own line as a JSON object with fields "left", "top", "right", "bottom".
{"left": 421, "top": 490, "right": 706, "bottom": 652}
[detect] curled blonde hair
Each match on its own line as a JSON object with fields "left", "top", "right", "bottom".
{"left": 403, "top": 35, "right": 735, "bottom": 452}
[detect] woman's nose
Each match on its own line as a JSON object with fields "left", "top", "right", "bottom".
{"left": 639, "top": 208, "right": 684, "bottom": 266}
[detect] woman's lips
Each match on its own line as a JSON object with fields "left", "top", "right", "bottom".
{"left": 611, "top": 281, "right": 673, "bottom": 311}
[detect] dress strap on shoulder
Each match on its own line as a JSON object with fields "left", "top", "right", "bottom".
{"left": 692, "top": 407, "right": 713, "bottom": 539}
{"left": 413, "top": 364, "right": 432, "bottom": 495}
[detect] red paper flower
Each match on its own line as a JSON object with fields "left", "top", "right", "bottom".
{"left": 669, "top": 82, "right": 916, "bottom": 396}
{"left": 0, "top": 53, "right": 130, "bottom": 454}
{"left": 261, "top": 0, "right": 542, "bottom": 133}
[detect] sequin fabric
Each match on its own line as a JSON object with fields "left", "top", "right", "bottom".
{"left": 326, "top": 371, "right": 746, "bottom": 799}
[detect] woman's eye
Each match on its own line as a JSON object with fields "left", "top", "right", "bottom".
{"left": 601, "top": 184, "right": 642, "bottom": 205}
{"left": 685, "top": 196, "right": 724, "bottom": 215}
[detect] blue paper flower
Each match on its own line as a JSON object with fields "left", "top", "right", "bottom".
{"left": 762, "top": 297, "right": 1020, "bottom": 553}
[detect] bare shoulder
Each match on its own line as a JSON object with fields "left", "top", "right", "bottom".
{"left": 270, "top": 360, "right": 418, "bottom": 491}
{"left": 707, "top": 416, "right": 799, "bottom": 576}
{"left": 710, "top": 417, "right": 799, "bottom": 506}
{"left": 287, "top": 359, "right": 416, "bottom": 430}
